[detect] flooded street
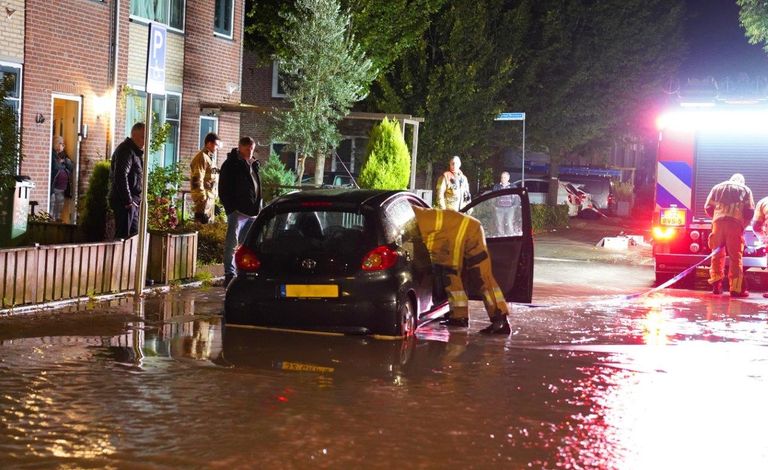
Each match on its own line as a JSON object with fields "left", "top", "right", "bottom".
{"left": 2, "top": 264, "right": 768, "bottom": 469}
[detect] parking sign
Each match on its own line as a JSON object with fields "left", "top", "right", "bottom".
{"left": 145, "top": 23, "right": 167, "bottom": 95}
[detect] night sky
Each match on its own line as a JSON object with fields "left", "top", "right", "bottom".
{"left": 681, "top": 0, "right": 768, "bottom": 80}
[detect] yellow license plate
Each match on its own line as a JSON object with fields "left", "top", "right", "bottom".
{"left": 660, "top": 208, "right": 686, "bottom": 226}
{"left": 279, "top": 361, "right": 335, "bottom": 374}
{"left": 282, "top": 284, "right": 339, "bottom": 298}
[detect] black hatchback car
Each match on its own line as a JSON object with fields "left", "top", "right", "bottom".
{"left": 224, "top": 188, "right": 533, "bottom": 338}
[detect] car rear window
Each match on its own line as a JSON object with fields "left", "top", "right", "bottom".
{"left": 254, "top": 210, "right": 371, "bottom": 254}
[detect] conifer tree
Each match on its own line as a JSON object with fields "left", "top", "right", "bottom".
{"left": 358, "top": 118, "right": 411, "bottom": 190}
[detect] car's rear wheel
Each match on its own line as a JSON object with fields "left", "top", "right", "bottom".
{"left": 397, "top": 298, "right": 416, "bottom": 337}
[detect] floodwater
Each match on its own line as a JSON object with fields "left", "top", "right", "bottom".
{"left": 2, "top": 285, "right": 768, "bottom": 469}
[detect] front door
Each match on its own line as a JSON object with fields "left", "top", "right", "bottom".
{"left": 50, "top": 95, "right": 82, "bottom": 223}
{"left": 460, "top": 188, "right": 534, "bottom": 303}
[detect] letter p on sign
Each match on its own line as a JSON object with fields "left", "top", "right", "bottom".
{"left": 145, "top": 23, "right": 167, "bottom": 95}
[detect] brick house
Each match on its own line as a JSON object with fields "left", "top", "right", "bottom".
{"left": 3, "top": 0, "right": 245, "bottom": 223}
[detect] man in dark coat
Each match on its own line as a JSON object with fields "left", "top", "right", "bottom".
{"left": 218, "top": 136, "right": 262, "bottom": 286}
{"left": 109, "top": 122, "right": 145, "bottom": 239}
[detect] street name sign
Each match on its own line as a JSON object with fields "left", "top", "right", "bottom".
{"left": 495, "top": 112, "right": 526, "bottom": 121}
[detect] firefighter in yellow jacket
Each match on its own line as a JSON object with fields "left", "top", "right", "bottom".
{"left": 190, "top": 132, "right": 221, "bottom": 224}
{"left": 704, "top": 173, "right": 755, "bottom": 297}
{"left": 412, "top": 205, "right": 510, "bottom": 334}
{"left": 435, "top": 156, "right": 471, "bottom": 211}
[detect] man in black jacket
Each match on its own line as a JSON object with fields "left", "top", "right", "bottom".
{"left": 218, "top": 136, "right": 262, "bottom": 286}
{"left": 109, "top": 122, "right": 145, "bottom": 239}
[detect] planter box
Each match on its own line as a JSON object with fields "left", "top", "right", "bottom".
{"left": 0, "top": 237, "right": 139, "bottom": 307}
{"left": 24, "top": 222, "right": 80, "bottom": 245}
{"left": 147, "top": 231, "right": 198, "bottom": 284}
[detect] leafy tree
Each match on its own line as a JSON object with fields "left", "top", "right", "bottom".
{"left": 245, "top": 0, "right": 446, "bottom": 73}
{"left": 369, "top": 0, "right": 523, "bottom": 181}
{"left": 358, "top": 118, "right": 411, "bottom": 189}
{"left": 738, "top": 0, "right": 768, "bottom": 52}
{"left": 503, "top": 0, "right": 685, "bottom": 174}
{"left": 273, "top": 0, "right": 376, "bottom": 184}
{"left": 0, "top": 75, "right": 22, "bottom": 194}
{"left": 260, "top": 151, "right": 296, "bottom": 202}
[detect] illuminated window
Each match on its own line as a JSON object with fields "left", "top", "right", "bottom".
{"left": 124, "top": 89, "right": 182, "bottom": 168}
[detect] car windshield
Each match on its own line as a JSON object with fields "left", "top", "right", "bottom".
{"left": 255, "top": 210, "right": 370, "bottom": 254}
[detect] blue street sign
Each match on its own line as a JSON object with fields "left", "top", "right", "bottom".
{"left": 495, "top": 112, "right": 526, "bottom": 121}
{"left": 145, "top": 23, "right": 167, "bottom": 95}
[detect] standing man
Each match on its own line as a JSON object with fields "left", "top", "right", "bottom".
{"left": 435, "top": 155, "right": 471, "bottom": 211}
{"left": 218, "top": 136, "right": 262, "bottom": 287}
{"left": 190, "top": 132, "right": 221, "bottom": 224}
{"left": 704, "top": 173, "right": 755, "bottom": 297}
{"left": 492, "top": 171, "right": 518, "bottom": 236}
{"left": 750, "top": 195, "right": 768, "bottom": 299}
{"left": 412, "top": 205, "right": 511, "bottom": 334}
{"left": 110, "top": 122, "right": 145, "bottom": 239}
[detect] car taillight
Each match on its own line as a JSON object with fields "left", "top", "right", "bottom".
{"left": 361, "top": 245, "right": 399, "bottom": 271}
{"left": 235, "top": 245, "right": 261, "bottom": 272}
{"left": 652, "top": 226, "right": 677, "bottom": 241}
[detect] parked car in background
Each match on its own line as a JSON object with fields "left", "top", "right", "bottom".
{"left": 510, "top": 178, "right": 593, "bottom": 216}
{"left": 559, "top": 176, "right": 615, "bottom": 213}
{"left": 224, "top": 188, "right": 534, "bottom": 337}
{"left": 301, "top": 172, "right": 359, "bottom": 188}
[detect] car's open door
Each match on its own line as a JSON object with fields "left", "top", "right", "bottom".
{"left": 459, "top": 188, "right": 533, "bottom": 303}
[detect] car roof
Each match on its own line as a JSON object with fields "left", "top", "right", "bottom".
{"left": 270, "top": 188, "right": 412, "bottom": 209}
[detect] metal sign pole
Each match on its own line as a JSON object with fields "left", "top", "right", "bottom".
{"left": 522, "top": 118, "right": 526, "bottom": 186}
{"left": 134, "top": 94, "right": 152, "bottom": 296}
{"left": 135, "top": 22, "right": 166, "bottom": 296}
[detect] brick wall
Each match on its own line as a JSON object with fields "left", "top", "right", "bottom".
{"left": 181, "top": 0, "right": 244, "bottom": 168}
{"left": 0, "top": 0, "right": 24, "bottom": 62}
{"left": 22, "top": 0, "right": 116, "bottom": 210}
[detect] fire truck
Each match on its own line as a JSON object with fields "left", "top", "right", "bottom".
{"left": 652, "top": 103, "right": 768, "bottom": 286}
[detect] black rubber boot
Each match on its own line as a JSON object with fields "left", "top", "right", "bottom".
{"left": 711, "top": 281, "right": 722, "bottom": 295}
{"left": 479, "top": 316, "right": 510, "bottom": 335}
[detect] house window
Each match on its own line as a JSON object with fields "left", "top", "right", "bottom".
{"left": 214, "top": 0, "right": 234, "bottom": 38}
{"left": 199, "top": 116, "right": 219, "bottom": 149}
{"left": 272, "top": 61, "right": 286, "bottom": 98}
{"left": 124, "top": 89, "right": 182, "bottom": 169}
{"left": 0, "top": 63, "right": 21, "bottom": 129}
{"left": 131, "top": 0, "right": 185, "bottom": 31}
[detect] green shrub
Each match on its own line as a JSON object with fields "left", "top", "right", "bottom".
{"left": 261, "top": 151, "right": 296, "bottom": 203}
{"left": 196, "top": 221, "right": 227, "bottom": 264}
{"left": 147, "top": 163, "right": 184, "bottom": 231}
{"left": 531, "top": 204, "right": 569, "bottom": 233}
{"left": 0, "top": 76, "right": 22, "bottom": 195}
{"left": 80, "top": 160, "right": 112, "bottom": 241}
{"left": 358, "top": 117, "right": 411, "bottom": 189}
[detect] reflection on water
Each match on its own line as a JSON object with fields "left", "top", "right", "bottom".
{"left": 1, "top": 288, "right": 767, "bottom": 468}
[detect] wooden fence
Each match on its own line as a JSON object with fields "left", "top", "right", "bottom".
{"left": 147, "top": 231, "right": 198, "bottom": 284}
{"left": 0, "top": 237, "right": 140, "bottom": 307}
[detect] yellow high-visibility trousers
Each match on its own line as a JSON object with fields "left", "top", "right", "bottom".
{"left": 413, "top": 206, "right": 509, "bottom": 320}
{"left": 709, "top": 217, "right": 746, "bottom": 293}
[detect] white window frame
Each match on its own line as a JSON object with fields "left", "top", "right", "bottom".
{"left": 271, "top": 61, "right": 286, "bottom": 98}
{"left": 123, "top": 86, "right": 182, "bottom": 168}
{"left": 199, "top": 116, "right": 219, "bottom": 149}
{"left": 129, "top": 0, "right": 186, "bottom": 33}
{"left": 213, "top": 0, "right": 235, "bottom": 39}
{"left": 0, "top": 61, "right": 22, "bottom": 132}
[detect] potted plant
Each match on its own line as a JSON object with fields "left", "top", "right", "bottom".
{"left": 146, "top": 163, "right": 198, "bottom": 284}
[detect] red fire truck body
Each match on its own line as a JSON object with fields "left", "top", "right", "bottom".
{"left": 653, "top": 105, "right": 767, "bottom": 285}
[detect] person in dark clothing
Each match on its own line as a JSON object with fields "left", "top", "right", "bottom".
{"left": 109, "top": 123, "right": 145, "bottom": 239}
{"left": 218, "top": 136, "right": 262, "bottom": 286}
